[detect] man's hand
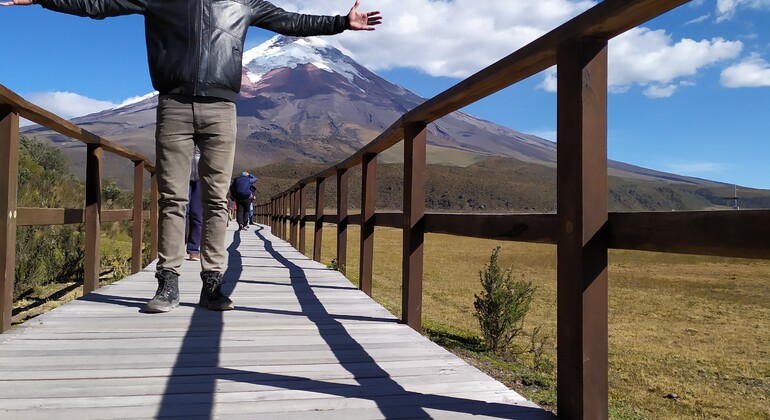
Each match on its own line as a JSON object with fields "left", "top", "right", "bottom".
{"left": 0, "top": 0, "right": 34, "bottom": 6}
{"left": 347, "top": 0, "right": 382, "bottom": 31}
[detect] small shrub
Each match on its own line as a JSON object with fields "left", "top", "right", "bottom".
{"left": 474, "top": 246, "right": 536, "bottom": 353}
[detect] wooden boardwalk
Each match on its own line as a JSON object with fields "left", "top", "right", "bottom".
{"left": 0, "top": 224, "right": 553, "bottom": 419}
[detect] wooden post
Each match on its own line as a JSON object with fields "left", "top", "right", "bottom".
{"left": 359, "top": 153, "right": 377, "bottom": 296}
{"left": 284, "top": 194, "right": 289, "bottom": 240}
{"left": 279, "top": 195, "right": 284, "bottom": 239}
{"left": 280, "top": 194, "right": 285, "bottom": 240}
{"left": 313, "top": 178, "right": 326, "bottom": 262}
{"left": 273, "top": 198, "right": 278, "bottom": 237}
{"left": 274, "top": 198, "right": 279, "bottom": 234}
{"left": 336, "top": 168, "right": 348, "bottom": 275}
{"left": 299, "top": 184, "right": 307, "bottom": 255}
{"left": 0, "top": 106, "right": 19, "bottom": 333}
{"left": 556, "top": 38, "right": 609, "bottom": 420}
{"left": 289, "top": 190, "right": 297, "bottom": 248}
{"left": 150, "top": 171, "right": 158, "bottom": 261}
{"left": 402, "top": 122, "right": 427, "bottom": 331}
{"left": 131, "top": 161, "right": 145, "bottom": 274}
{"left": 84, "top": 144, "right": 103, "bottom": 294}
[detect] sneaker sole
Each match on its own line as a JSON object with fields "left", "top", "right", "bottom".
{"left": 143, "top": 301, "right": 180, "bottom": 313}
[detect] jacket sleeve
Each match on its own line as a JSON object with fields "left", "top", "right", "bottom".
{"left": 248, "top": 0, "right": 348, "bottom": 36}
{"left": 34, "top": 0, "right": 145, "bottom": 19}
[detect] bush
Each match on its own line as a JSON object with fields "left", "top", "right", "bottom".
{"left": 474, "top": 246, "right": 536, "bottom": 353}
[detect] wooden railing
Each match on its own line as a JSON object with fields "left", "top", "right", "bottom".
{"left": 257, "top": 0, "right": 770, "bottom": 418}
{"left": 0, "top": 85, "right": 158, "bottom": 334}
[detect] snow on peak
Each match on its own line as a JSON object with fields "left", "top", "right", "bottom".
{"left": 243, "top": 35, "right": 364, "bottom": 84}
{"left": 115, "top": 91, "right": 159, "bottom": 109}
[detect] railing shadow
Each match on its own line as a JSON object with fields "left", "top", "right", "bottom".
{"left": 152, "top": 225, "right": 551, "bottom": 418}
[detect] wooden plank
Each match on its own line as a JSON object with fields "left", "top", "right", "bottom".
{"left": 336, "top": 168, "right": 349, "bottom": 275}
{"left": 149, "top": 171, "right": 158, "bottom": 261}
{"left": 289, "top": 190, "right": 297, "bottom": 248}
{"left": 102, "top": 209, "right": 134, "bottom": 222}
{"left": 313, "top": 178, "right": 326, "bottom": 262}
{"left": 0, "top": 105, "right": 19, "bottom": 333}
{"left": 359, "top": 153, "right": 377, "bottom": 296}
{"left": 15, "top": 208, "right": 134, "bottom": 225}
{"left": 16, "top": 207, "right": 84, "bottom": 226}
{"left": 556, "top": 39, "right": 609, "bottom": 419}
{"left": 132, "top": 161, "right": 144, "bottom": 274}
{"left": 425, "top": 213, "right": 557, "bottom": 243}
{"left": 299, "top": 185, "right": 307, "bottom": 255}
{"left": 402, "top": 122, "right": 427, "bottom": 331}
{"left": 608, "top": 210, "right": 770, "bottom": 259}
{"left": 84, "top": 144, "right": 102, "bottom": 294}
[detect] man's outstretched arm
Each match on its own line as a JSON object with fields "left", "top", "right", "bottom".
{"left": 0, "top": 0, "right": 33, "bottom": 6}
{"left": 1, "top": 0, "right": 144, "bottom": 19}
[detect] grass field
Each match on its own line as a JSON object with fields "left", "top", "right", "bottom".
{"left": 302, "top": 224, "right": 770, "bottom": 419}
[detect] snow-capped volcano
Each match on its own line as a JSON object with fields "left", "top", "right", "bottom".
{"left": 244, "top": 36, "right": 365, "bottom": 85}
{"left": 23, "top": 33, "right": 566, "bottom": 180}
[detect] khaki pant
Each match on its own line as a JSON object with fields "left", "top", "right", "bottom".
{"left": 155, "top": 94, "right": 236, "bottom": 274}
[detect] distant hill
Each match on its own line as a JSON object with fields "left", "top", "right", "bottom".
{"left": 248, "top": 158, "right": 770, "bottom": 213}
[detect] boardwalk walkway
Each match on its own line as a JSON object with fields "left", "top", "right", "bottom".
{"left": 0, "top": 224, "right": 553, "bottom": 419}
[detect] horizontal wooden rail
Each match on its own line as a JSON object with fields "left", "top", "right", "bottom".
{"left": 608, "top": 210, "right": 770, "bottom": 259}
{"left": 16, "top": 208, "right": 151, "bottom": 226}
{"left": 297, "top": 210, "right": 770, "bottom": 260}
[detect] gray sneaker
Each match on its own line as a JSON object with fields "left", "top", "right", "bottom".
{"left": 199, "top": 271, "right": 234, "bottom": 311}
{"left": 145, "top": 270, "right": 180, "bottom": 313}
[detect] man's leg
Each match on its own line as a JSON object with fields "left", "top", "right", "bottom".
{"left": 146, "top": 94, "right": 195, "bottom": 312}
{"left": 196, "top": 98, "right": 236, "bottom": 310}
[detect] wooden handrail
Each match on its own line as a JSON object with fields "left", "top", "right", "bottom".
{"left": 0, "top": 84, "right": 157, "bottom": 333}
{"left": 258, "top": 1, "right": 770, "bottom": 418}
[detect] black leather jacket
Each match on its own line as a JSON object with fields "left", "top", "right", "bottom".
{"left": 35, "top": 0, "right": 349, "bottom": 102}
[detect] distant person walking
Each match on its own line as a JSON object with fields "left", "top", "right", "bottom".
{"left": 2, "top": 0, "right": 382, "bottom": 313}
{"left": 186, "top": 145, "right": 202, "bottom": 262}
{"left": 230, "top": 172, "right": 257, "bottom": 231}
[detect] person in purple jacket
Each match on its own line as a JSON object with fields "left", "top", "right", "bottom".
{"left": 2, "top": 0, "right": 382, "bottom": 313}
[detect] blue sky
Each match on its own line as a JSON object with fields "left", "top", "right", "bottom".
{"left": 1, "top": 0, "right": 769, "bottom": 189}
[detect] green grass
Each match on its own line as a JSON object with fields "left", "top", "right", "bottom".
{"left": 303, "top": 224, "right": 770, "bottom": 419}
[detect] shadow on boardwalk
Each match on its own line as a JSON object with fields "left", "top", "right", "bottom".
{"left": 147, "top": 225, "right": 551, "bottom": 419}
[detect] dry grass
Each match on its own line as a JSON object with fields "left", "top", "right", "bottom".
{"left": 303, "top": 224, "right": 770, "bottom": 419}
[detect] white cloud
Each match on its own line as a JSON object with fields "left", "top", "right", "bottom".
{"left": 686, "top": 13, "right": 711, "bottom": 25}
{"left": 24, "top": 91, "right": 118, "bottom": 120}
{"left": 277, "top": 0, "right": 596, "bottom": 77}
{"left": 720, "top": 53, "right": 770, "bottom": 87}
{"left": 643, "top": 84, "right": 678, "bottom": 98}
{"left": 608, "top": 28, "right": 742, "bottom": 90}
{"left": 537, "top": 28, "right": 743, "bottom": 97}
{"left": 716, "top": 0, "right": 770, "bottom": 22}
